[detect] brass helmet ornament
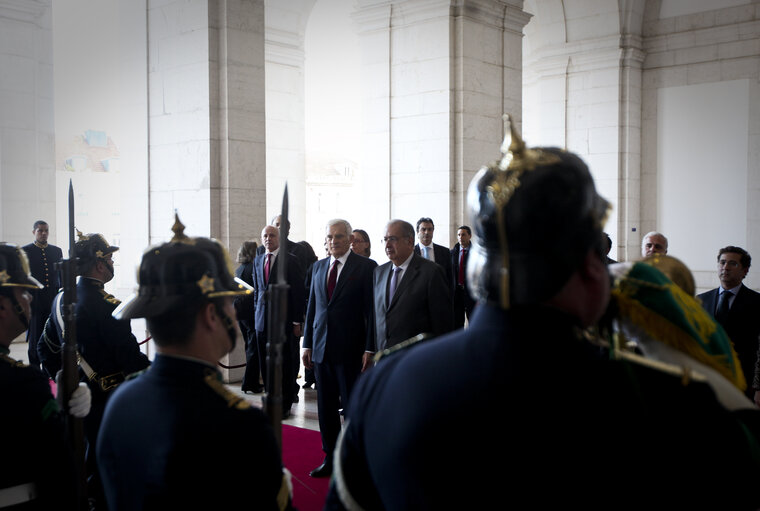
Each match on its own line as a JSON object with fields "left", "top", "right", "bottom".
{"left": 0, "top": 242, "right": 43, "bottom": 330}
{"left": 466, "top": 114, "right": 610, "bottom": 309}
{"left": 0, "top": 243, "right": 43, "bottom": 291}
{"left": 113, "top": 213, "right": 252, "bottom": 321}
{"left": 75, "top": 230, "right": 119, "bottom": 275}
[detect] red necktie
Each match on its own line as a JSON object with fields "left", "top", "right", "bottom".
{"left": 327, "top": 260, "right": 340, "bottom": 300}
{"left": 458, "top": 248, "right": 465, "bottom": 286}
{"left": 264, "top": 253, "right": 271, "bottom": 284}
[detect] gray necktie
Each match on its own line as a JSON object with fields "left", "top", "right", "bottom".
{"left": 388, "top": 266, "right": 401, "bottom": 306}
{"left": 716, "top": 290, "right": 732, "bottom": 324}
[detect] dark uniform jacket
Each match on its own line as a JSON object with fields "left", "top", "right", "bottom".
{"left": 97, "top": 355, "right": 292, "bottom": 511}
{"left": 22, "top": 242, "right": 63, "bottom": 364}
{"left": 0, "top": 347, "right": 78, "bottom": 510}
{"left": 37, "top": 276, "right": 150, "bottom": 497}
{"left": 327, "top": 304, "right": 760, "bottom": 510}
{"left": 38, "top": 277, "right": 150, "bottom": 389}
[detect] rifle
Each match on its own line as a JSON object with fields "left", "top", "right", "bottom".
{"left": 265, "top": 185, "right": 290, "bottom": 450}
{"left": 56, "top": 179, "right": 87, "bottom": 508}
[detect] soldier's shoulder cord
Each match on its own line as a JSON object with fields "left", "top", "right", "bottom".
{"left": 98, "top": 288, "right": 121, "bottom": 306}
{"left": 373, "top": 333, "right": 431, "bottom": 363}
{"left": 203, "top": 369, "right": 252, "bottom": 410}
{"left": 1, "top": 352, "right": 27, "bottom": 368}
{"left": 125, "top": 367, "right": 149, "bottom": 381}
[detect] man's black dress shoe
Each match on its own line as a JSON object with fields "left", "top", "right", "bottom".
{"left": 309, "top": 461, "right": 332, "bottom": 478}
{"left": 302, "top": 382, "right": 314, "bottom": 389}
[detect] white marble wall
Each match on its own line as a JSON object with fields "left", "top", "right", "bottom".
{"left": 0, "top": 0, "right": 55, "bottom": 244}
{"left": 148, "top": 0, "right": 266, "bottom": 381}
{"left": 265, "top": 0, "right": 314, "bottom": 243}
{"left": 641, "top": 1, "right": 760, "bottom": 292}
{"left": 355, "top": 0, "right": 527, "bottom": 247}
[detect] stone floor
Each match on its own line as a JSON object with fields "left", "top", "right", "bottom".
{"left": 9, "top": 339, "right": 320, "bottom": 432}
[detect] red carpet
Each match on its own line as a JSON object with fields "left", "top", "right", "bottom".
{"left": 282, "top": 424, "right": 330, "bottom": 511}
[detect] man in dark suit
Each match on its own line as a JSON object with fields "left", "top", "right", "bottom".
{"left": 373, "top": 219, "right": 452, "bottom": 352}
{"left": 413, "top": 217, "right": 454, "bottom": 292}
{"left": 697, "top": 246, "right": 760, "bottom": 403}
{"left": 302, "top": 219, "right": 377, "bottom": 478}
{"left": 22, "top": 220, "right": 63, "bottom": 369}
{"left": 257, "top": 214, "right": 312, "bottom": 399}
{"left": 451, "top": 225, "right": 476, "bottom": 328}
{"left": 253, "top": 225, "right": 305, "bottom": 419}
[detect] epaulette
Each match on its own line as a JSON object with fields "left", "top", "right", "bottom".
{"left": 374, "top": 333, "right": 431, "bottom": 363}
{"left": 125, "top": 367, "right": 149, "bottom": 381}
{"left": 614, "top": 349, "right": 707, "bottom": 387}
{"left": 99, "top": 288, "right": 121, "bottom": 306}
{"left": 0, "top": 353, "right": 27, "bottom": 368}
{"left": 203, "top": 369, "right": 252, "bottom": 410}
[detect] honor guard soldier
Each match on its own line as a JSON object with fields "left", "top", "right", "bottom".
{"left": 0, "top": 243, "right": 90, "bottom": 510}
{"left": 37, "top": 231, "right": 149, "bottom": 510}
{"left": 22, "top": 220, "right": 63, "bottom": 369}
{"left": 96, "top": 217, "right": 293, "bottom": 511}
{"left": 325, "top": 115, "right": 760, "bottom": 510}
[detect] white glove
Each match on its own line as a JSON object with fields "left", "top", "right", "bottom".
{"left": 67, "top": 382, "right": 92, "bottom": 418}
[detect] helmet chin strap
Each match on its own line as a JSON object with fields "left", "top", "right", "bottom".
{"left": 214, "top": 304, "right": 237, "bottom": 351}
{"left": 9, "top": 293, "right": 29, "bottom": 330}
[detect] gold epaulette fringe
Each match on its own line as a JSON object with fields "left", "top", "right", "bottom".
{"left": 374, "top": 333, "right": 431, "bottom": 363}
{"left": 0, "top": 353, "right": 26, "bottom": 368}
{"left": 203, "top": 369, "right": 251, "bottom": 410}
{"left": 614, "top": 290, "right": 746, "bottom": 391}
{"left": 99, "top": 288, "right": 121, "bottom": 306}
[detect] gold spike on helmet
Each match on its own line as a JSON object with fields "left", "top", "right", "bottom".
{"left": 466, "top": 114, "right": 610, "bottom": 309}
{"left": 0, "top": 243, "right": 43, "bottom": 290}
{"left": 113, "top": 213, "right": 252, "bottom": 320}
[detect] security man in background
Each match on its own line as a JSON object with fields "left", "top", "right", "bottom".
{"left": 96, "top": 217, "right": 293, "bottom": 510}
{"left": 0, "top": 243, "right": 90, "bottom": 510}
{"left": 22, "top": 220, "right": 63, "bottom": 369}
{"left": 325, "top": 116, "right": 760, "bottom": 510}
{"left": 37, "top": 231, "right": 149, "bottom": 510}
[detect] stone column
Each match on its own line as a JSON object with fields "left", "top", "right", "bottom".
{"left": 148, "top": 0, "right": 266, "bottom": 382}
{"left": 265, "top": 1, "right": 313, "bottom": 242}
{"left": 354, "top": 0, "right": 528, "bottom": 246}
{"left": 354, "top": 0, "right": 393, "bottom": 238}
{"left": 450, "top": 0, "right": 530, "bottom": 239}
{"left": 0, "top": 0, "right": 55, "bottom": 243}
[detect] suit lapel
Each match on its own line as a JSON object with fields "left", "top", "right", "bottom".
{"left": 389, "top": 256, "right": 419, "bottom": 309}
{"left": 330, "top": 253, "right": 356, "bottom": 301}
{"left": 377, "top": 263, "right": 391, "bottom": 312}
{"left": 314, "top": 258, "right": 329, "bottom": 302}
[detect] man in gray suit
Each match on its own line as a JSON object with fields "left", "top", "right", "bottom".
{"left": 302, "top": 219, "right": 377, "bottom": 478}
{"left": 373, "top": 219, "right": 453, "bottom": 352}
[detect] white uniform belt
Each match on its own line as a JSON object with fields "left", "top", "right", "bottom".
{"left": 0, "top": 482, "right": 37, "bottom": 507}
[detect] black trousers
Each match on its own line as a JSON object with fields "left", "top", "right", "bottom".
{"left": 256, "top": 330, "right": 296, "bottom": 411}
{"left": 453, "top": 285, "right": 476, "bottom": 329}
{"left": 314, "top": 358, "right": 361, "bottom": 459}
{"left": 240, "top": 320, "right": 261, "bottom": 390}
